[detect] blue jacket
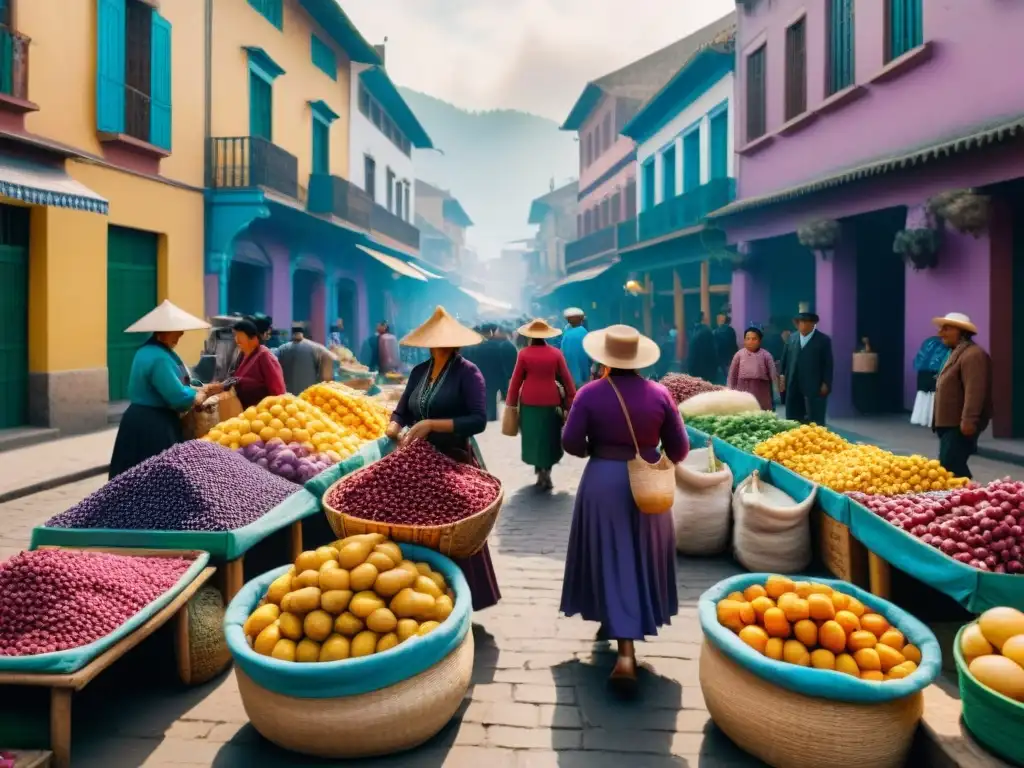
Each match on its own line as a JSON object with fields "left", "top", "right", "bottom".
{"left": 561, "top": 325, "right": 590, "bottom": 387}
{"left": 128, "top": 341, "right": 196, "bottom": 412}
{"left": 913, "top": 336, "right": 949, "bottom": 373}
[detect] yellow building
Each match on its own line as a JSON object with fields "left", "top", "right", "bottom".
{"left": 1, "top": 0, "right": 205, "bottom": 434}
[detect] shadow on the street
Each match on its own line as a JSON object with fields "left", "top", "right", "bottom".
{"left": 492, "top": 481, "right": 574, "bottom": 565}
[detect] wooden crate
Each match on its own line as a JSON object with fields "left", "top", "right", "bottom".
{"left": 818, "top": 509, "right": 869, "bottom": 587}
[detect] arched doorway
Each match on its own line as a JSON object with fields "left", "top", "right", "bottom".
{"left": 293, "top": 258, "right": 326, "bottom": 343}
{"left": 336, "top": 277, "right": 358, "bottom": 349}
{"left": 226, "top": 241, "right": 270, "bottom": 317}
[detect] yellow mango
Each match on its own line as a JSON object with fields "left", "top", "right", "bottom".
{"left": 278, "top": 612, "right": 304, "bottom": 641}
{"left": 375, "top": 567, "right": 417, "bottom": 597}
{"left": 293, "top": 550, "right": 321, "bottom": 573}
{"left": 396, "top": 619, "right": 420, "bottom": 642}
{"left": 979, "top": 607, "right": 1024, "bottom": 651}
{"left": 428, "top": 571, "right": 447, "bottom": 591}
{"left": 1001, "top": 634, "right": 1024, "bottom": 668}
{"left": 432, "top": 595, "right": 454, "bottom": 622}
{"left": 414, "top": 575, "right": 444, "bottom": 599}
{"left": 351, "top": 630, "right": 379, "bottom": 657}
{"left": 265, "top": 573, "right": 293, "bottom": 606}
{"left": 835, "top": 653, "right": 860, "bottom": 677}
{"left": 319, "top": 567, "right": 351, "bottom": 592}
{"left": 764, "top": 575, "right": 796, "bottom": 600}
{"left": 853, "top": 648, "right": 881, "bottom": 672}
{"left": 254, "top": 622, "right": 282, "bottom": 655}
{"left": 350, "top": 563, "right": 379, "bottom": 592}
{"left": 374, "top": 541, "right": 403, "bottom": 565}
{"left": 319, "top": 559, "right": 340, "bottom": 575}
{"left": 810, "top": 649, "right": 836, "bottom": 670}
{"left": 366, "top": 551, "right": 396, "bottom": 572}
{"left": 334, "top": 611, "right": 364, "bottom": 637}
{"left": 295, "top": 638, "right": 321, "bottom": 663}
{"left": 415, "top": 562, "right": 432, "bottom": 576}
{"left": 716, "top": 599, "right": 755, "bottom": 633}
{"left": 793, "top": 620, "right": 817, "bottom": 648}
{"left": 376, "top": 632, "right": 400, "bottom": 653}
{"left": 338, "top": 540, "right": 373, "bottom": 569}
{"left": 390, "top": 588, "right": 437, "bottom": 620}
{"left": 303, "top": 610, "right": 334, "bottom": 642}
{"left": 782, "top": 640, "right": 810, "bottom": 666}
{"left": 291, "top": 570, "right": 321, "bottom": 590}
{"left": 418, "top": 621, "right": 441, "bottom": 636}
{"left": 876, "top": 643, "right": 906, "bottom": 673}
{"left": 319, "top": 634, "right": 351, "bottom": 661}
{"left": 243, "top": 604, "right": 280, "bottom": 637}
{"left": 314, "top": 546, "right": 339, "bottom": 567}
{"left": 285, "top": 587, "right": 321, "bottom": 614}
{"left": 818, "top": 621, "right": 847, "bottom": 655}
{"left": 902, "top": 644, "right": 922, "bottom": 665}
{"left": 350, "top": 591, "right": 386, "bottom": 619}
{"left": 271, "top": 638, "right": 297, "bottom": 661}
{"left": 738, "top": 625, "right": 769, "bottom": 654}
{"left": 366, "top": 607, "right": 398, "bottom": 634}
{"left": 320, "top": 590, "right": 353, "bottom": 615}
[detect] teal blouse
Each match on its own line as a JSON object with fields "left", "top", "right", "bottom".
{"left": 127, "top": 341, "right": 197, "bottom": 412}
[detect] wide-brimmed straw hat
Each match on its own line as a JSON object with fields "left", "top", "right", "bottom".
{"left": 932, "top": 312, "right": 978, "bottom": 335}
{"left": 563, "top": 307, "right": 584, "bottom": 319}
{"left": 124, "top": 300, "right": 210, "bottom": 334}
{"left": 582, "top": 324, "right": 660, "bottom": 370}
{"left": 518, "top": 318, "right": 561, "bottom": 339}
{"left": 400, "top": 306, "right": 484, "bottom": 349}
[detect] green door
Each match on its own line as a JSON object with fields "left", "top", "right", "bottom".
{"left": 107, "top": 226, "right": 158, "bottom": 401}
{"left": 0, "top": 242, "right": 29, "bottom": 428}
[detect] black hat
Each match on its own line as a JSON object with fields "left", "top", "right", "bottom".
{"left": 794, "top": 311, "right": 819, "bottom": 323}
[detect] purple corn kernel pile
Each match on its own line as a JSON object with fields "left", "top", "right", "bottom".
{"left": 326, "top": 439, "right": 501, "bottom": 525}
{"left": 659, "top": 373, "right": 724, "bottom": 405}
{"left": 45, "top": 441, "right": 296, "bottom": 532}
{"left": 0, "top": 550, "right": 191, "bottom": 657}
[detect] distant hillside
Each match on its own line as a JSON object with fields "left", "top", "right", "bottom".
{"left": 400, "top": 87, "right": 578, "bottom": 260}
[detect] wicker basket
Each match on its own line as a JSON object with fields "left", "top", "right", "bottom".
{"left": 322, "top": 471, "right": 504, "bottom": 560}
{"left": 183, "top": 389, "right": 243, "bottom": 439}
{"left": 236, "top": 629, "right": 473, "bottom": 759}
{"left": 177, "top": 586, "right": 232, "bottom": 686}
{"left": 700, "top": 639, "right": 923, "bottom": 768}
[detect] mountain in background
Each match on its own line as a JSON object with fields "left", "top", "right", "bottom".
{"left": 400, "top": 87, "right": 578, "bottom": 260}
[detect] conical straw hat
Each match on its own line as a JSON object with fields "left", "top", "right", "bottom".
{"left": 518, "top": 318, "right": 561, "bottom": 339}
{"left": 124, "top": 300, "right": 211, "bottom": 333}
{"left": 400, "top": 306, "right": 484, "bottom": 348}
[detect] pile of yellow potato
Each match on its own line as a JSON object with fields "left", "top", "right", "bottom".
{"left": 960, "top": 606, "right": 1024, "bottom": 701}
{"left": 753, "top": 424, "right": 848, "bottom": 475}
{"left": 716, "top": 575, "right": 922, "bottom": 681}
{"left": 243, "top": 533, "right": 455, "bottom": 663}
{"left": 301, "top": 382, "right": 390, "bottom": 442}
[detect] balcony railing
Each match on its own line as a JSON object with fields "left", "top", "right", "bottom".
{"left": 207, "top": 136, "right": 299, "bottom": 199}
{"left": 637, "top": 177, "right": 736, "bottom": 243}
{"left": 0, "top": 27, "right": 30, "bottom": 102}
{"left": 124, "top": 85, "right": 151, "bottom": 144}
{"left": 370, "top": 204, "right": 420, "bottom": 250}
{"left": 616, "top": 218, "right": 638, "bottom": 251}
{"left": 308, "top": 174, "right": 373, "bottom": 230}
{"left": 565, "top": 225, "right": 616, "bottom": 270}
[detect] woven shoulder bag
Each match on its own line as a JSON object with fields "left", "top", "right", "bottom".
{"left": 606, "top": 378, "right": 675, "bottom": 514}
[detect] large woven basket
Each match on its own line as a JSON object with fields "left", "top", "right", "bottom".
{"left": 183, "top": 389, "right": 243, "bottom": 439}
{"left": 700, "top": 639, "right": 923, "bottom": 768}
{"left": 236, "top": 629, "right": 473, "bottom": 759}
{"left": 323, "top": 472, "right": 504, "bottom": 560}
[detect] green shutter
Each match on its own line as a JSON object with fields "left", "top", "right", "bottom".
{"left": 247, "top": 0, "right": 282, "bottom": 29}
{"left": 890, "top": 0, "right": 923, "bottom": 59}
{"left": 311, "top": 35, "right": 337, "bottom": 80}
{"left": 96, "top": 0, "right": 126, "bottom": 133}
{"left": 641, "top": 159, "right": 656, "bottom": 212}
{"left": 312, "top": 118, "right": 329, "bottom": 174}
{"left": 829, "top": 0, "right": 854, "bottom": 94}
{"left": 709, "top": 109, "right": 728, "bottom": 180}
{"left": 249, "top": 72, "right": 272, "bottom": 141}
{"left": 662, "top": 146, "right": 676, "bottom": 201}
{"left": 107, "top": 227, "right": 158, "bottom": 403}
{"left": 149, "top": 12, "right": 172, "bottom": 151}
{"left": 683, "top": 131, "right": 701, "bottom": 192}
{"left": 0, "top": 242, "right": 28, "bottom": 428}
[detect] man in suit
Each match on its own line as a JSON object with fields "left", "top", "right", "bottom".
{"left": 780, "top": 311, "right": 834, "bottom": 425}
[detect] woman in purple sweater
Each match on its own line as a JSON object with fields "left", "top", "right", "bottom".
{"left": 560, "top": 325, "right": 689, "bottom": 694}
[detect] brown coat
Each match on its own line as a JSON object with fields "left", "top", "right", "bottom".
{"left": 933, "top": 342, "right": 992, "bottom": 431}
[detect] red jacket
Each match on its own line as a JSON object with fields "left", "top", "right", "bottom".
{"left": 506, "top": 344, "right": 576, "bottom": 408}
{"left": 234, "top": 345, "right": 287, "bottom": 408}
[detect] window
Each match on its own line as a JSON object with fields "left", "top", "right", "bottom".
{"left": 625, "top": 179, "right": 637, "bottom": 219}
{"left": 395, "top": 180, "right": 404, "bottom": 220}
{"left": 583, "top": 209, "right": 593, "bottom": 234}
{"left": 594, "top": 124, "right": 602, "bottom": 158}
{"left": 745, "top": 45, "right": 767, "bottom": 142}
{"left": 311, "top": 35, "right": 337, "bottom": 80}
{"left": 386, "top": 168, "right": 395, "bottom": 212}
{"left": 828, "top": 0, "right": 854, "bottom": 95}
{"left": 585, "top": 133, "right": 593, "bottom": 166}
{"left": 364, "top": 155, "right": 376, "bottom": 201}
{"left": 312, "top": 118, "right": 329, "bottom": 174}
{"left": 247, "top": 0, "right": 282, "bottom": 29}
{"left": 641, "top": 157, "right": 656, "bottom": 212}
{"left": 785, "top": 17, "right": 807, "bottom": 119}
{"left": 603, "top": 113, "right": 612, "bottom": 152}
{"left": 709, "top": 108, "right": 729, "bottom": 180}
{"left": 358, "top": 83, "right": 371, "bottom": 116}
{"left": 887, "top": 0, "right": 922, "bottom": 61}
{"left": 577, "top": 214, "right": 583, "bottom": 234}
{"left": 683, "top": 131, "right": 701, "bottom": 192}
{"left": 404, "top": 181, "right": 412, "bottom": 220}
{"left": 611, "top": 191, "right": 622, "bottom": 223}
{"left": 249, "top": 71, "right": 272, "bottom": 140}
{"left": 600, "top": 199, "right": 610, "bottom": 228}
{"left": 662, "top": 144, "right": 677, "bottom": 201}
{"left": 370, "top": 101, "right": 381, "bottom": 128}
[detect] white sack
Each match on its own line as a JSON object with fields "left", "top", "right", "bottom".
{"left": 672, "top": 445, "right": 734, "bottom": 556}
{"left": 732, "top": 471, "right": 816, "bottom": 573}
{"left": 681, "top": 389, "right": 761, "bottom": 418}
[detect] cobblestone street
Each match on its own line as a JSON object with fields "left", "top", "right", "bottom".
{"left": 0, "top": 426, "right": 764, "bottom": 767}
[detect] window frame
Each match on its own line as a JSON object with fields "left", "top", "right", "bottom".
{"left": 682, "top": 127, "right": 701, "bottom": 193}
{"left": 745, "top": 44, "right": 767, "bottom": 143}
{"left": 247, "top": 0, "right": 283, "bottom": 30}
{"left": 662, "top": 143, "right": 677, "bottom": 201}
{"left": 386, "top": 167, "right": 395, "bottom": 212}
{"left": 311, "top": 34, "right": 337, "bottom": 80}
{"left": 364, "top": 154, "right": 376, "bottom": 201}
{"left": 784, "top": 15, "right": 807, "bottom": 120}
{"left": 248, "top": 69, "right": 273, "bottom": 141}
{"left": 311, "top": 114, "right": 330, "bottom": 175}
{"left": 708, "top": 104, "right": 729, "bottom": 180}
{"left": 641, "top": 156, "right": 656, "bottom": 213}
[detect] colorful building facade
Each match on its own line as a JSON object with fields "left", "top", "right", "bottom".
{"left": 713, "top": 0, "right": 1024, "bottom": 434}
{"left": 528, "top": 180, "right": 578, "bottom": 281}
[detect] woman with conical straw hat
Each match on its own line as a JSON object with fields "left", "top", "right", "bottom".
{"left": 385, "top": 306, "right": 501, "bottom": 610}
{"left": 108, "top": 301, "right": 211, "bottom": 478}
{"left": 505, "top": 318, "right": 576, "bottom": 491}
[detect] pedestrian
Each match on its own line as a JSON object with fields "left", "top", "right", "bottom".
{"left": 467, "top": 324, "right": 513, "bottom": 422}
{"left": 275, "top": 323, "right": 333, "bottom": 394}
{"left": 505, "top": 318, "right": 576, "bottom": 491}
{"left": 560, "top": 307, "right": 590, "bottom": 388}
{"left": 560, "top": 325, "right": 688, "bottom": 694}
{"left": 932, "top": 312, "right": 992, "bottom": 479}
{"left": 108, "top": 301, "right": 211, "bottom": 479}
{"left": 686, "top": 313, "right": 718, "bottom": 383}
{"left": 727, "top": 324, "right": 779, "bottom": 411}
{"left": 779, "top": 311, "right": 833, "bottom": 425}
{"left": 910, "top": 334, "right": 949, "bottom": 428}
{"left": 206, "top": 319, "right": 287, "bottom": 409}
{"left": 367, "top": 321, "right": 401, "bottom": 374}
{"left": 713, "top": 313, "right": 739, "bottom": 383}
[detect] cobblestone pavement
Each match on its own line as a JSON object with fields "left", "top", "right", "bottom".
{"left": 1, "top": 428, "right": 764, "bottom": 767}
{"left": 0, "top": 428, "right": 115, "bottom": 500}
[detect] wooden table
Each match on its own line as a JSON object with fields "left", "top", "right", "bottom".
{"left": 217, "top": 519, "right": 303, "bottom": 603}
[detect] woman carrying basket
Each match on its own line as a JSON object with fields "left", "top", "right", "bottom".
{"left": 385, "top": 306, "right": 502, "bottom": 611}
{"left": 560, "top": 325, "right": 688, "bottom": 694}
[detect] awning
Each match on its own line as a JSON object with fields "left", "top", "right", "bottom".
{"left": 408, "top": 262, "right": 443, "bottom": 279}
{"left": 356, "top": 244, "right": 427, "bottom": 281}
{"left": 458, "top": 286, "right": 513, "bottom": 311}
{"left": 535, "top": 260, "right": 618, "bottom": 297}
{"left": 0, "top": 154, "right": 108, "bottom": 214}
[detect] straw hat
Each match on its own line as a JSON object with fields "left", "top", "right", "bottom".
{"left": 932, "top": 312, "right": 978, "bottom": 335}
{"left": 563, "top": 307, "right": 584, "bottom": 319}
{"left": 124, "top": 300, "right": 210, "bottom": 334}
{"left": 518, "top": 318, "right": 561, "bottom": 339}
{"left": 400, "top": 306, "right": 484, "bottom": 348}
{"left": 582, "top": 324, "right": 660, "bottom": 370}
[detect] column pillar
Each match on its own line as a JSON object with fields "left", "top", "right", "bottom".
{"left": 203, "top": 251, "right": 231, "bottom": 318}
{"left": 729, "top": 262, "right": 767, "bottom": 334}
{"left": 310, "top": 275, "right": 326, "bottom": 344}
{"left": 266, "top": 243, "right": 293, "bottom": 329}
{"left": 815, "top": 241, "right": 856, "bottom": 419}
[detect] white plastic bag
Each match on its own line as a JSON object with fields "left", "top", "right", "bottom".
{"left": 672, "top": 443, "right": 733, "bottom": 555}
{"left": 680, "top": 390, "right": 761, "bottom": 418}
{"left": 732, "top": 471, "right": 816, "bottom": 573}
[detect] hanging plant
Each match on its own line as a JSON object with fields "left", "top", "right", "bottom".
{"left": 797, "top": 219, "right": 841, "bottom": 251}
{"left": 893, "top": 228, "right": 941, "bottom": 271}
{"left": 926, "top": 189, "right": 991, "bottom": 237}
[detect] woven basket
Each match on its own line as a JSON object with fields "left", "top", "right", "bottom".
{"left": 699, "top": 640, "right": 923, "bottom": 768}
{"left": 178, "top": 586, "right": 232, "bottom": 686}
{"left": 183, "top": 389, "right": 243, "bottom": 439}
{"left": 236, "top": 629, "right": 473, "bottom": 759}
{"left": 323, "top": 474, "right": 503, "bottom": 560}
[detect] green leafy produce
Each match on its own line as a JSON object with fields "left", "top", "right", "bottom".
{"left": 686, "top": 412, "right": 800, "bottom": 454}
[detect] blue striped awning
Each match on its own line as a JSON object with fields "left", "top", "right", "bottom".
{"left": 0, "top": 153, "right": 109, "bottom": 214}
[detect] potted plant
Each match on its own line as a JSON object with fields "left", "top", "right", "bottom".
{"left": 893, "top": 228, "right": 941, "bottom": 270}
{"left": 926, "top": 189, "right": 991, "bottom": 237}
{"left": 797, "top": 218, "right": 841, "bottom": 255}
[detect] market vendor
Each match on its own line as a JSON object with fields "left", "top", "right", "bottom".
{"left": 109, "top": 301, "right": 211, "bottom": 479}
{"left": 206, "top": 319, "right": 286, "bottom": 408}
{"left": 385, "top": 306, "right": 501, "bottom": 611}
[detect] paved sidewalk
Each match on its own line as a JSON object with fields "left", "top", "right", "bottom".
{"left": 0, "top": 429, "right": 116, "bottom": 502}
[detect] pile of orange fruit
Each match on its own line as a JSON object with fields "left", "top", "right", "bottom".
{"left": 716, "top": 575, "right": 922, "bottom": 681}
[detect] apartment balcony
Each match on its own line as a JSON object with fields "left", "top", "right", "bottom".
{"left": 207, "top": 136, "right": 299, "bottom": 199}
{"left": 308, "top": 173, "right": 373, "bottom": 230}
{"left": 616, "top": 217, "right": 638, "bottom": 251}
{"left": 564, "top": 225, "right": 616, "bottom": 271}
{"left": 0, "top": 27, "right": 34, "bottom": 112}
{"left": 637, "top": 177, "right": 736, "bottom": 243}
{"left": 370, "top": 203, "right": 420, "bottom": 250}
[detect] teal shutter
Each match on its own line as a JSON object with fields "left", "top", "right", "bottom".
{"left": 96, "top": 0, "right": 126, "bottom": 133}
{"left": 312, "top": 119, "right": 329, "bottom": 174}
{"left": 662, "top": 146, "right": 676, "bottom": 201}
{"left": 829, "top": 0, "right": 854, "bottom": 94}
{"left": 641, "top": 159, "right": 655, "bottom": 212}
{"left": 311, "top": 35, "right": 337, "bottom": 80}
{"left": 890, "top": 0, "right": 923, "bottom": 59}
{"left": 709, "top": 109, "right": 728, "bottom": 180}
{"left": 683, "top": 130, "right": 701, "bottom": 192}
{"left": 249, "top": 72, "right": 272, "bottom": 140}
{"left": 149, "top": 13, "right": 172, "bottom": 151}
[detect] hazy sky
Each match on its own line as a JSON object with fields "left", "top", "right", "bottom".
{"left": 343, "top": 0, "right": 736, "bottom": 121}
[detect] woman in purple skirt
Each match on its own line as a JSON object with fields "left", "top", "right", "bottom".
{"left": 560, "top": 325, "right": 688, "bottom": 693}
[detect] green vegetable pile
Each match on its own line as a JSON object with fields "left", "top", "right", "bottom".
{"left": 686, "top": 411, "right": 801, "bottom": 454}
